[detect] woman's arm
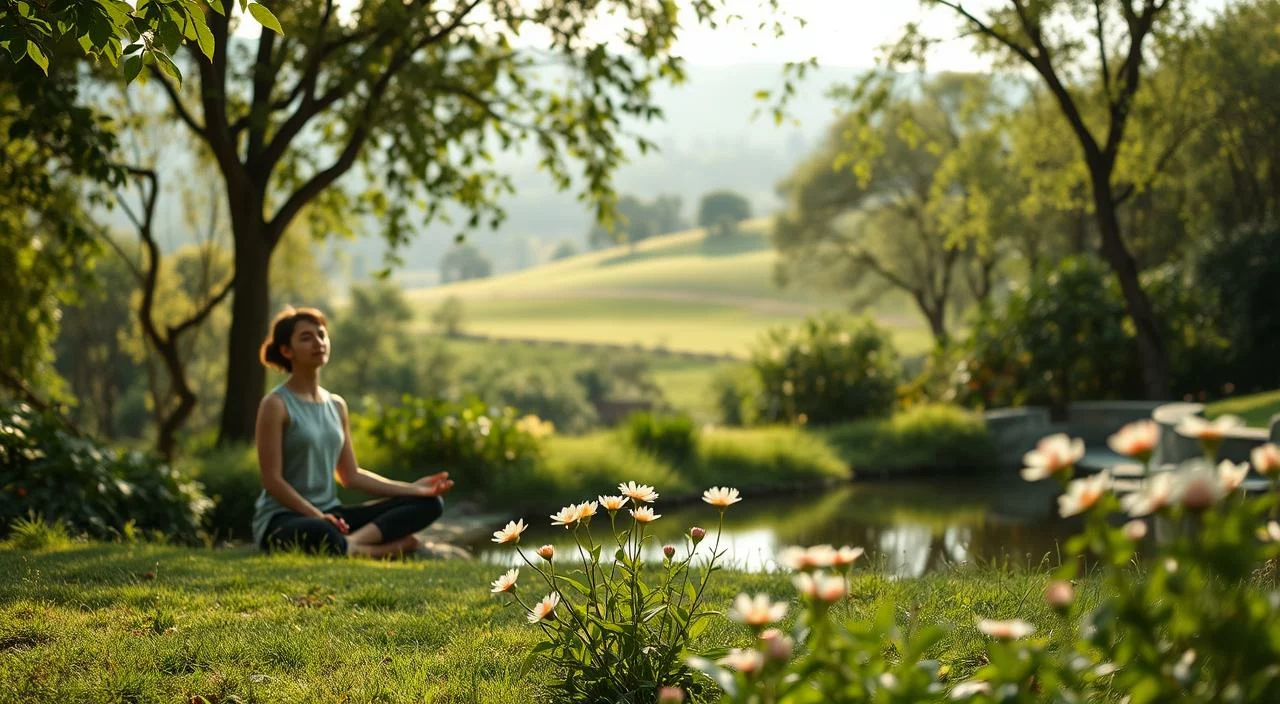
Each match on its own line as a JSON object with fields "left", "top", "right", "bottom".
{"left": 332, "top": 395, "right": 449, "bottom": 498}
{"left": 256, "top": 394, "right": 333, "bottom": 518}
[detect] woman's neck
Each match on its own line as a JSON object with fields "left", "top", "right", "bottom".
{"left": 286, "top": 368, "right": 322, "bottom": 400}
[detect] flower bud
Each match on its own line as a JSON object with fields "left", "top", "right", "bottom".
{"left": 663, "top": 545, "right": 675, "bottom": 559}
{"left": 760, "top": 628, "right": 793, "bottom": 661}
{"left": 1123, "top": 520, "right": 1148, "bottom": 541}
{"left": 1045, "top": 580, "right": 1073, "bottom": 613}
{"left": 536, "top": 545, "right": 554, "bottom": 561}
{"left": 690, "top": 527, "right": 705, "bottom": 543}
{"left": 657, "top": 687, "right": 684, "bottom": 704}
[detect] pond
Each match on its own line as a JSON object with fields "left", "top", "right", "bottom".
{"left": 471, "top": 475, "right": 1078, "bottom": 578}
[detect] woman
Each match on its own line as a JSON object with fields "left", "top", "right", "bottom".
{"left": 252, "top": 305, "right": 453, "bottom": 557}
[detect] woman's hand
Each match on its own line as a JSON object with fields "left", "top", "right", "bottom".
{"left": 414, "top": 471, "right": 454, "bottom": 497}
{"left": 322, "top": 513, "right": 350, "bottom": 534}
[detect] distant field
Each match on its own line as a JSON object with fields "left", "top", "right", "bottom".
{"left": 1206, "top": 389, "right": 1280, "bottom": 428}
{"left": 403, "top": 219, "right": 932, "bottom": 357}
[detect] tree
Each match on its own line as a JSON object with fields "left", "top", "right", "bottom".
{"left": 588, "top": 194, "right": 687, "bottom": 249}
{"left": 141, "top": 0, "right": 752, "bottom": 445}
{"left": 431, "top": 295, "right": 466, "bottom": 337}
{"left": 698, "top": 190, "right": 752, "bottom": 233}
{"left": 440, "top": 243, "right": 492, "bottom": 283}
{"left": 551, "top": 241, "right": 579, "bottom": 261}
{"left": 0, "top": 0, "right": 279, "bottom": 84}
{"left": 773, "top": 73, "right": 1024, "bottom": 344}
{"left": 885, "top": 0, "right": 1182, "bottom": 398}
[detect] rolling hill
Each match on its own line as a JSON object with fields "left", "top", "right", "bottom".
{"left": 401, "top": 218, "right": 932, "bottom": 358}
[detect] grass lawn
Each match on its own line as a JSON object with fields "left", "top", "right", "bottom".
{"left": 1206, "top": 389, "right": 1280, "bottom": 428}
{"left": 1, "top": 542, "right": 1080, "bottom": 703}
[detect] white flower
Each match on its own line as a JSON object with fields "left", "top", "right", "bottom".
{"left": 629, "top": 506, "right": 661, "bottom": 523}
{"left": 575, "top": 501, "right": 599, "bottom": 521}
{"left": 719, "top": 648, "right": 764, "bottom": 673}
{"left": 1218, "top": 460, "right": 1249, "bottom": 493}
{"left": 1257, "top": 521, "right": 1280, "bottom": 543}
{"left": 491, "top": 519, "right": 527, "bottom": 544}
{"left": 1123, "top": 520, "right": 1149, "bottom": 541}
{"left": 977, "top": 618, "right": 1036, "bottom": 640}
{"left": 1021, "top": 433, "right": 1085, "bottom": 481}
{"left": 702, "top": 486, "right": 742, "bottom": 508}
{"left": 1174, "top": 466, "right": 1226, "bottom": 511}
{"left": 490, "top": 568, "right": 518, "bottom": 593}
{"left": 1120, "top": 472, "right": 1176, "bottom": 517}
{"left": 528, "top": 592, "right": 560, "bottom": 623}
{"left": 1252, "top": 444, "right": 1280, "bottom": 476}
{"left": 730, "top": 593, "right": 788, "bottom": 627}
{"left": 793, "top": 571, "right": 847, "bottom": 601}
{"left": 1058, "top": 471, "right": 1111, "bottom": 517}
{"left": 597, "top": 495, "right": 629, "bottom": 511}
{"left": 1108, "top": 420, "right": 1159, "bottom": 460}
{"left": 950, "top": 681, "right": 992, "bottom": 700}
{"left": 778, "top": 545, "right": 837, "bottom": 571}
{"left": 550, "top": 504, "right": 582, "bottom": 528}
{"left": 618, "top": 481, "right": 659, "bottom": 503}
{"left": 1176, "top": 414, "right": 1244, "bottom": 441}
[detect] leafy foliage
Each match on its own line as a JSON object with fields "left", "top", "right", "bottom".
{"left": 589, "top": 194, "right": 687, "bottom": 249}
{"left": 749, "top": 314, "right": 899, "bottom": 426}
{"left": 0, "top": 403, "right": 210, "bottom": 543}
{"left": 823, "top": 404, "right": 995, "bottom": 477}
{"left": 698, "top": 191, "right": 752, "bottom": 236}
{"left": 624, "top": 412, "right": 699, "bottom": 464}
{"left": 440, "top": 243, "right": 493, "bottom": 283}
{"left": 363, "top": 396, "right": 544, "bottom": 492}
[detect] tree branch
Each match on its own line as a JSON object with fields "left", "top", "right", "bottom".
{"left": 1093, "top": 0, "right": 1112, "bottom": 102}
{"left": 148, "top": 67, "right": 207, "bottom": 140}
{"left": 933, "top": 0, "right": 1037, "bottom": 65}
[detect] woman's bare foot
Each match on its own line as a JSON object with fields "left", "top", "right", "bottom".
{"left": 347, "top": 533, "right": 421, "bottom": 560}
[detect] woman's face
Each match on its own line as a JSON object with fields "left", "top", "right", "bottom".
{"left": 286, "top": 319, "right": 330, "bottom": 369}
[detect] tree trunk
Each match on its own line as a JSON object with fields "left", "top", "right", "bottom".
{"left": 1089, "top": 171, "right": 1173, "bottom": 400}
{"left": 218, "top": 227, "right": 272, "bottom": 445}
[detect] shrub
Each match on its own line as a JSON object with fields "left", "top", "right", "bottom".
{"left": 711, "top": 366, "right": 760, "bottom": 426}
{"left": 749, "top": 313, "right": 899, "bottom": 426}
{"left": 491, "top": 483, "right": 747, "bottom": 702}
{"left": 0, "top": 403, "right": 210, "bottom": 543}
{"left": 624, "top": 411, "right": 699, "bottom": 464}
{"left": 363, "top": 396, "right": 543, "bottom": 493}
{"left": 182, "top": 444, "right": 260, "bottom": 542}
{"left": 694, "top": 427, "right": 848, "bottom": 487}
{"left": 823, "top": 404, "right": 995, "bottom": 477}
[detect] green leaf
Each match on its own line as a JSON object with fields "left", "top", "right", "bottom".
{"left": 518, "top": 641, "right": 555, "bottom": 678}
{"left": 26, "top": 41, "right": 48, "bottom": 74}
{"left": 194, "top": 17, "right": 214, "bottom": 59}
{"left": 153, "top": 50, "right": 182, "bottom": 83}
{"left": 247, "top": 3, "right": 283, "bottom": 35}
{"left": 688, "top": 615, "right": 710, "bottom": 640}
{"left": 123, "top": 54, "right": 143, "bottom": 83}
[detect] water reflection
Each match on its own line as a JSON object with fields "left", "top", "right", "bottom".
{"left": 472, "top": 477, "right": 1075, "bottom": 578}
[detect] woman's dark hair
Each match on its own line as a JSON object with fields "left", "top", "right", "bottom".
{"left": 260, "top": 306, "right": 329, "bottom": 373}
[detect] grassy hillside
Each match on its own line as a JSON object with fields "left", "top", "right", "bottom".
{"left": 403, "top": 219, "right": 932, "bottom": 357}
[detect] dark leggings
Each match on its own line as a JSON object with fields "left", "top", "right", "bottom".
{"left": 261, "top": 495, "right": 445, "bottom": 556}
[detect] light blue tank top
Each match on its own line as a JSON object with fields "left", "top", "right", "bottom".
{"left": 251, "top": 384, "right": 345, "bottom": 545}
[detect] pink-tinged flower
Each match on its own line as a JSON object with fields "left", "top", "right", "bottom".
{"left": 663, "top": 545, "right": 675, "bottom": 559}
{"left": 702, "top": 486, "right": 742, "bottom": 508}
{"left": 527, "top": 592, "right": 560, "bottom": 623}
{"left": 1020, "top": 434, "right": 1085, "bottom": 481}
{"left": 1176, "top": 414, "right": 1244, "bottom": 442}
{"left": 575, "top": 501, "right": 599, "bottom": 522}
{"left": 491, "top": 519, "right": 527, "bottom": 544}
{"left": 1124, "top": 520, "right": 1149, "bottom": 541}
{"left": 1175, "top": 467, "right": 1226, "bottom": 511}
{"left": 1252, "top": 444, "right": 1280, "bottom": 476}
{"left": 1218, "top": 460, "right": 1249, "bottom": 493}
{"left": 1257, "top": 521, "right": 1280, "bottom": 543}
{"left": 719, "top": 648, "right": 764, "bottom": 674}
{"left": 489, "top": 568, "right": 518, "bottom": 593}
{"left": 689, "top": 526, "right": 705, "bottom": 543}
{"left": 778, "top": 545, "right": 837, "bottom": 571}
{"left": 977, "top": 618, "right": 1036, "bottom": 640}
{"left": 618, "top": 481, "right": 659, "bottom": 503}
{"left": 550, "top": 504, "right": 582, "bottom": 528}
{"left": 760, "top": 628, "right": 793, "bottom": 661}
{"left": 730, "top": 593, "right": 788, "bottom": 627}
{"left": 834, "top": 546, "right": 865, "bottom": 567}
{"left": 597, "top": 495, "right": 629, "bottom": 511}
{"left": 793, "top": 571, "right": 847, "bottom": 601}
{"left": 1045, "top": 580, "right": 1073, "bottom": 611}
{"left": 1120, "top": 471, "right": 1176, "bottom": 517}
{"left": 1108, "top": 420, "right": 1159, "bottom": 462}
{"left": 629, "top": 506, "right": 661, "bottom": 523}
{"left": 657, "top": 687, "right": 685, "bottom": 704}
{"left": 536, "top": 544, "right": 555, "bottom": 561}
{"left": 950, "top": 681, "right": 992, "bottom": 700}
{"left": 1058, "top": 471, "right": 1111, "bottom": 517}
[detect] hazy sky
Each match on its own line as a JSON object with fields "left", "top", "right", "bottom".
{"left": 235, "top": 0, "right": 1231, "bottom": 70}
